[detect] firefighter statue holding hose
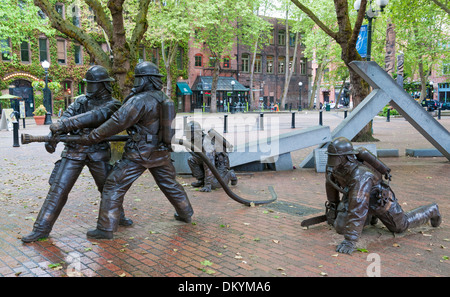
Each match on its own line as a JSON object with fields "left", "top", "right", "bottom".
{"left": 21, "top": 65, "right": 133, "bottom": 243}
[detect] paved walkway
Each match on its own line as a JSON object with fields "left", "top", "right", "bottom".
{"left": 0, "top": 111, "right": 449, "bottom": 278}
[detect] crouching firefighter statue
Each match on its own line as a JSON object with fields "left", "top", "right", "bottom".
{"left": 185, "top": 121, "right": 237, "bottom": 192}
{"left": 301, "top": 137, "right": 442, "bottom": 254}
{"left": 21, "top": 65, "right": 133, "bottom": 243}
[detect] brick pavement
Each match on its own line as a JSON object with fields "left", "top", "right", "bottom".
{"left": 0, "top": 111, "right": 449, "bottom": 278}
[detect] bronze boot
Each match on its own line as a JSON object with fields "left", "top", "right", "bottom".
{"left": 406, "top": 203, "right": 442, "bottom": 229}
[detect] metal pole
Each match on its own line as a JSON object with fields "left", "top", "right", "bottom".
{"left": 367, "top": 17, "right": 373, "bottom": 62}
{"left": 319, "top": 110, "right": 323, "bottom": 126}
{"left": 224, "top": 114, "right": 228, "bottom": 133}
{"left": 386, "top": 108, "right": 390, "bottom": 122}
{"left": 43, "top": 69, "right": 52, "bottom": 125}
{"left": 438, "top": 107, "right": 441, "bottom": 120}
{"left": 344, "top": 110, "right": 348, "bottom": 118}
{"left": 259, "top": 113, "right": 264, "bottom": 131}
{"left": 291, "top": 112, "right": 295, "bottom": 129}
{"left": 13, "top": 121, "right": 20, "bottom": 147}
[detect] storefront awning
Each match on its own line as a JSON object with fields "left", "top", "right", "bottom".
{"left": 176, "top": 82, "right": 193, "bottom": 95}
{"left": 191, "top": 76, "right": 249, "bottom": 92}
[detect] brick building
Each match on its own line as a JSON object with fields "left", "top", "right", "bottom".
{"left": 181, "top": 16, "right": 312, "bottom": 112}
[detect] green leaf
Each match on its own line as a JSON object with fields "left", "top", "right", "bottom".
{"left": 200, "top": 260, "right": 213, "bottom": 267}
{"left": 357, "top": 248, "right": 369, "bottom": 253}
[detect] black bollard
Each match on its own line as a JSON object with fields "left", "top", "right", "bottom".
{"left": 13, "top": 121, "right": 20, "bottom": 147}
{"left": 44, "top": 112, "right": 52, "bottom": 125}
{"left": 259, "top": 113, "right": 264, "bottom": 131}
{"left": 291, "top": 112, "right": 295, "bottom": 129}
{"left": 319, "top": 110, "right": 323, "bottom": 126}
{"left": 344, "top": 110, "right": 348, "bottom": 119}
{"left": 438, "top": 108, "right": 441, "bottom": 120}
{"left": 224, "top": 114, "right": 228, "bottom": 133}
{"left": 386, "top": 108, "right": 390, "bottom": 122}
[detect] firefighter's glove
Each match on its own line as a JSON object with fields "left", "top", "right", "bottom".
{"left": 336, "top": 239, "right": 356, "bottom": 254}
{"left": 50, "top": 122, "right": 67, "bottom": 134}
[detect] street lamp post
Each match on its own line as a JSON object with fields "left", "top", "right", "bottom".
{"left": 354, "top": 0, "right": 389, "bottom": 61}
{"left": 41, "top": 60, "right": 52, "bottom": 124}
{"left": 298, "top": 81, "right": 303, "bottom": 111}
{"left": 231, "top": 80, "right": 235, "bottom": 114}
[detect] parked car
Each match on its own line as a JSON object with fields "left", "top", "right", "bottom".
{"left": 441, "top": 102, "right": 450, "bottom": 110}
{"left": 421, "top": 99, "right": 438, "bottom": 111}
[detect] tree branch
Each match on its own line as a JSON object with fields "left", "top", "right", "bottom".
{"left": 290, "top": 0, "right": 338, "bottom": 41}
{"left": 349, "top": 0, "right": 367, "bottom": 48}
{"left": 33, "top": 0, "right": 110, "bottom": 67}
{"left": 430, "top": 0, "right": 450, "bottom": 15}
{"left": 130, "top": 0, "right": 151, "bottom": 54}
{"left": 85, "top": 0, "right": 114, "bottom": 41}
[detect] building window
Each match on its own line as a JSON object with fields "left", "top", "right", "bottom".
{"left": 57, "top": 39, "right": 66, "bottom": 64}
{"left": 72, "top": 5, "right": 80, "bottom": 27}
{"left": 20, "top": 41, "right": 30, "bottom": 63}
{"left": 278, "top": 30, "right": 285, "bottom": 46}
{"left": 1, "top": 39, "right": 11, "bottom": 61}
{"left": 74, "top": 44, "right": 82, "bottom": 64}
{"left": 289, "top": 33, "right": 296, "bottom": 47}
{"left": 300, "top": 58, "right": 307, "bottom": 75}
{"left": 209, "top": 56, "right": 217, "bottom": 68}
{"left": 242, "top": 53, "right": 250, "bottom": 72}
{"left": 278, "top": 56, "right": 285, "bottom": 74}
{"left": 254, "top": 54, "right": 262, "bottom": 73}
{"left": 39, "top": 38, "right": 48, "bottom": 62}
{"left": 223, "top": 57, "right": 230, "bottom": 68}
{"left": 138, "top": 46, "right": 145, "bottom": 63}
{"left": 443, "top": 63, "right": 450, "bottom": 75}
{"left": 194, "top": 54, "right": 203, "bottom": 67}
{"left": 267, "top": 55, "right": 274, "bottom": 74}
{"left": 55, "top": 3, "right": 64, "bottom": 18}
{"left": 268, "top": 29, "right": 274, "bottom": 45}
{"left": 289, "top": 57, "right": 295, "bottom": 73}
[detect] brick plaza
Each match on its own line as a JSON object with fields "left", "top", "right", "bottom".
{"left": 0, "top": 110, "right": 449, "bottom": 277}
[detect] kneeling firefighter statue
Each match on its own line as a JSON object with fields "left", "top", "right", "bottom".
{"left": 302, "top": 137, "right": 442, "bottom": 254}
{"left": 185, "top": 121, "right": 237, "bottom": 192}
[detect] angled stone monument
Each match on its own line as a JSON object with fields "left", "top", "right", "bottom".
{"left": 301, "top": 61, "right": 450, "bottom": 169}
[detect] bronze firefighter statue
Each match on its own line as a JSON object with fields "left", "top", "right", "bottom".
{"left": 302, "top": 137, "right": 442, "bottom": 254}
{"left": 73, "top": 61, "right": 195, "bottom": 239}
{"left": 21, "top": 65, "right": 133, "bottom": 243}
{"left": 185, "top": 121, "right": 237, "bottom": 192}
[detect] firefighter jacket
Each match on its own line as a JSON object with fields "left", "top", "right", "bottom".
{"left": 59, "top": 95, "right": 121, "bottom": 162}
{"left": 88, "top": 90, "right": 171, "bottom": 168}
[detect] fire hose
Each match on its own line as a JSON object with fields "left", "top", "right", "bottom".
{"left": 21, "top": 133, "right": 277, "bottom": 206}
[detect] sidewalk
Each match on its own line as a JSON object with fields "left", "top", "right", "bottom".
{"left": 0, "top": 112, "right": 449, "bottom": 277}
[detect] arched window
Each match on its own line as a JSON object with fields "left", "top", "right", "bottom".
{"left": 194, "top": 54, "right": 203, "bottom": 67}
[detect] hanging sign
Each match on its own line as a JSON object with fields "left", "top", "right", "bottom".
{"left": 356, "top": 25, "right": 368, "bottom": 58}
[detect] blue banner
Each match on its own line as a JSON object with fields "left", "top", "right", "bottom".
{"left": 356, "top": 25, "right": 368, "bottom": 58}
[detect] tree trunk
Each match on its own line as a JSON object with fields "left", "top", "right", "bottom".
{"left": 418, "top": 59, "right": 427, "bottom": 102}
{"left": 249, "top": 40, "right": 258, "bottom": 110}
{"left": 309, "top": 62, "right": 325, "bottom": 109}
{"left": 210, "top": 58, "right": 221, "bottom": 113}
{"left": 291, "top": 0, "right": 376, "bottom": 141}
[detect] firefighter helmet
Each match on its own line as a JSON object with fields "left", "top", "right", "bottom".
{"left": 134, "top": 61, "right": 164, "bottom": 77}
{"left": 326, "top": 137, "right": 359, "bottom": 156}
{"left": 83, "top": 65, "right": 114, "bottom": 82}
